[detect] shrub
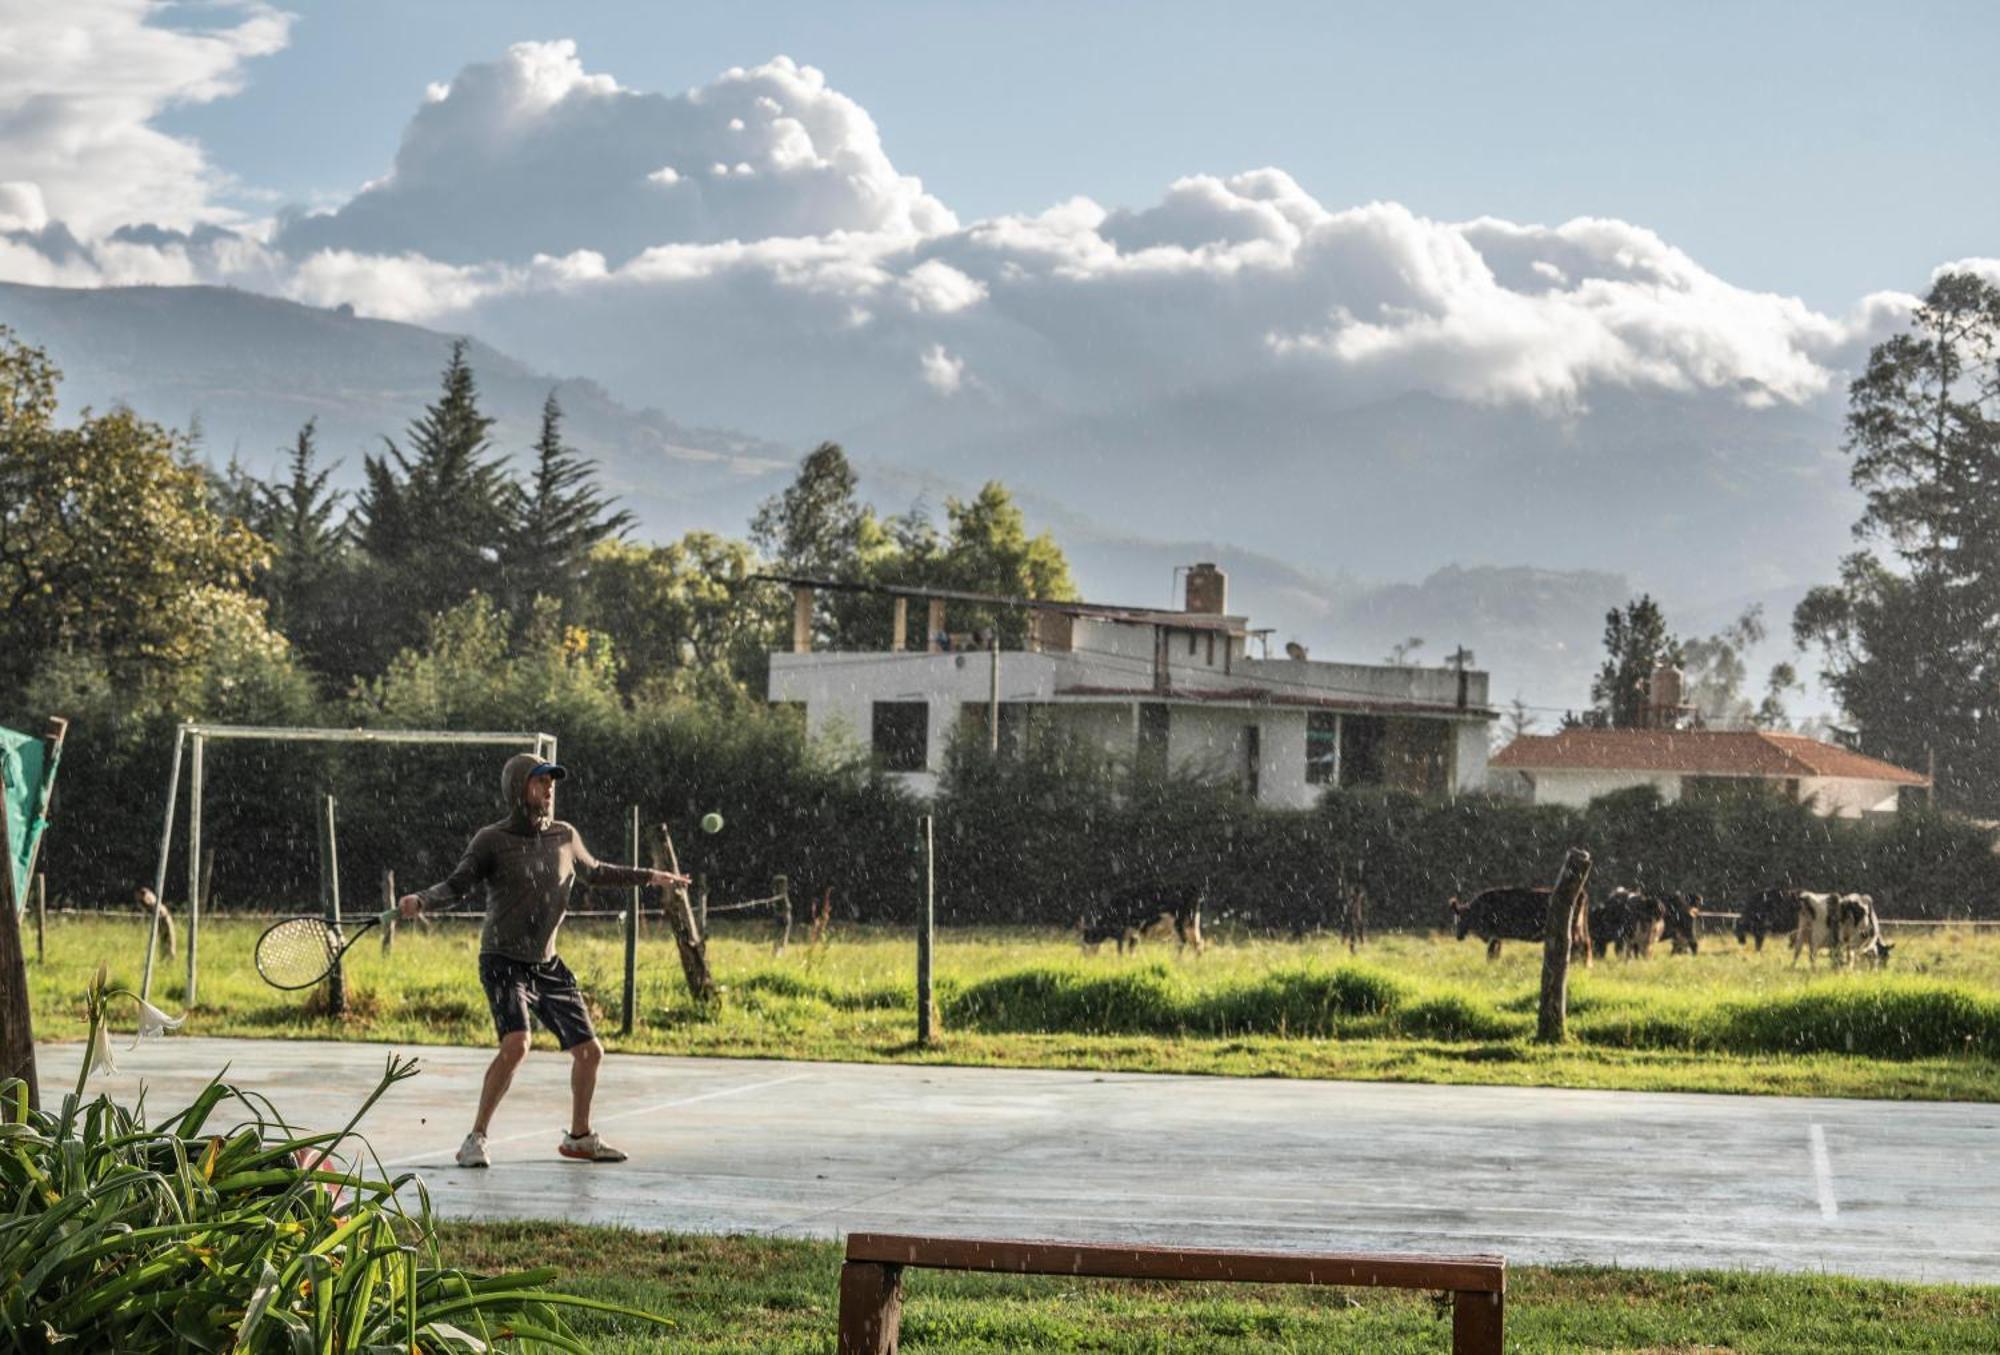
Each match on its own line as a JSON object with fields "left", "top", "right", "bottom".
{"left": 0, "top": 971, "right": 670, "bottom": 1350}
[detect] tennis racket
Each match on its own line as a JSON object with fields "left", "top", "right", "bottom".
{"left": 254, "top": 908, "right": 399, "bottom": 989}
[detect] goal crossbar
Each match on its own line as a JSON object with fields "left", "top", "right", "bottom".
{"left": 142, "top": 721, "right": 556, "bottom": 1002}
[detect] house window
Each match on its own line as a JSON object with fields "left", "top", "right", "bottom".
{"left": 1137, "top": 703, "right": 1170, "bottom": 778}
{"left": 1306, "top": 712, "right": 1338, "bottom": 785}
{"left": 1243, "top": 724, "right": 1260, "bottom": 799}
{"left": 872, "top": 702, "right": 929, "bottom": 772}
{"left": 1339, "top": 716, "right": 1386, "bottom": 788}
{"left": 1206, "top": 633, "right": 1215, "bottom": 666}
{"left": 1187, "top": 630, "right": 1198, "bottom": 656}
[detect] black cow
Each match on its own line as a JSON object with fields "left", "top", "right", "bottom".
{"left": 1079, "top": 887, "right": 1205, "bottom": 954}
{"left": 1660, "top": 892, "right": 1703, "bottom": 955}
{"left": 1734, "top": 888, "right": 1803, "bottom": 950}
{"left": 1591, "top": 888, "right": 1666, "bottom": 959}
{"left": 1448, "top": 886, "right": 1592, "bottom": 964}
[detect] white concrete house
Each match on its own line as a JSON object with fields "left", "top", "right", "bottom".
{"left": 766, "top": 564, "right": 1495, "bottom": 807}
{"left": 1489, "top": 729, "right": 1929, "bottom": 817}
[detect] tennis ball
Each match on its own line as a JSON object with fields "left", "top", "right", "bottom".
{"left": 700, "top": 811, "right": 724, "bottom": 834}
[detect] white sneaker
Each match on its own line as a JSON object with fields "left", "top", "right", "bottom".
{"left": 455, "top": 1131, "right": 490, "bottom": 1168}
{"left": 558, "top": 1130, "right": 627, "bottom": 1163}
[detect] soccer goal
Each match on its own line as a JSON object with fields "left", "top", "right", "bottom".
{"left": 140, "top": 722, "right": 557, "bottom": 1003}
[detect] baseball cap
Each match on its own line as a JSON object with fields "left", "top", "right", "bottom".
{"left": 528, "top": 761, "right": 568, "bottom": 781}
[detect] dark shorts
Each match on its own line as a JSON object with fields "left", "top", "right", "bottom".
{"left": 478, "top": 953, "right": 597, "bottom": 1050}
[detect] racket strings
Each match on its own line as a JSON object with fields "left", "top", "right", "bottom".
{"left": 256, "top": 918, "right": 340, "bottom": 988}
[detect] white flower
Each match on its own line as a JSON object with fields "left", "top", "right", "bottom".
{"left": 128, "top": 997, "right": 186, "bottom": 1050}
{"left": 86, "top": 1022, "right": 117, "bottom": 1078}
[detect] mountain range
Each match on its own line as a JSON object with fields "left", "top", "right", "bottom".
{"left": 0, "top": 280, "right": 1839, "bottom": 716}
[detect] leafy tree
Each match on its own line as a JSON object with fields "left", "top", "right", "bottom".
{"left": 1384, "top": 637, "right": 1425, "bottom": 667}
{"left": 935, "top": 481, "right": 1078, "bottom": 642}
{"left": 500, "top": 390, "right": 634, "bottom": 618}
{"left": 353, "top": 341, "right": 512, "bottom": 650}
{"left": 1589, "top": 594, "right": 1681, "bottom": 728}
{"left": 582, "top": 533, "right": 773, "bottom": 700}
{"left": 750, "top": 441, "right": 873, "bottom": 647}
{"left": 750, "top": 440, "right": 866, "bottom": 580}
{"left": 1795, "top": 272, "right": 2000, "bottom": 810}
{"left": 0, "top": 328, "right": 274, "bottom": 691}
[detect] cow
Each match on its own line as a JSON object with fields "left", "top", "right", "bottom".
{"left": 1836, "top": 893, "right": 1894, "bottom": 968}
{"left": 1789, "top": 891, "right": 1842, "bottom": 968}
{"left": 1590, "top": 888, "right": 1666, "bottom": 959}
{"left": 1079, "top": 886, "right": 1205, "bottom": 955}
{"left": 1660, "top": 892, "right": 1704, "bottom": 955}
{"left": 1448, "top": 886, "right": 1592, "bottom": 964}
{"left": 1734, "top": 888, "right": 1804, "bottom": 950}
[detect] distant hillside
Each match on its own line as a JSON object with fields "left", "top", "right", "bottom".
{"left": 0, "top": 282, "right": 796, "bottom": 539}
{"left": 0, "top": 281, "right": 1661, "bottom": 714}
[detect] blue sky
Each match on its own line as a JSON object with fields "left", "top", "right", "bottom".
{"left": 155, "top": 0, "right": 1998, "bottom": 311}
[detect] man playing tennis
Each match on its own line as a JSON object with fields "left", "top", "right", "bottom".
{"left": 397, "top": 752, "right": 687, "bottom": 1167}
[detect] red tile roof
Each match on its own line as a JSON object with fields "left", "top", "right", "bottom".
{"left": 1490, "top": 729, "right": 1928, "bottom": 785}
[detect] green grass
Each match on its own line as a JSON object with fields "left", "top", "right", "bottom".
{"left": 29, "top": 914, "right": 2000, "bottom": 1100}
{"left": 436, "top": 1220, "right": 2000, "bottom": 1352}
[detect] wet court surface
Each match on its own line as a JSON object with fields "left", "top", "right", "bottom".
{"left": 42, "top": 1037, "right": 2000, "bottom": 1283}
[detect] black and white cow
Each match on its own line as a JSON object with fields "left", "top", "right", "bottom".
{"left": 1449, "top": 886, "right": 1592, "bottom": 964}
{"left": 1591, "top": 888, "right": 1667, "bottom": 959}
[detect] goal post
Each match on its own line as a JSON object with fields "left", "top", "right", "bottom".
{"left": 141, "top": 723, "right": 557, "bottom": 1003}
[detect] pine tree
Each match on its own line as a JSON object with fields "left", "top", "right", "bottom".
{"left": 1590, "top": 595, "right": 1681, "bottom": 728}
{"left": 250, "top": 420, "right": 355, "bottom": 663}
{"left": 501, "top": 390, "right": 634, "bottom": 616}
{"left": 353, "top": 341, "right": 512, "bottom": 641}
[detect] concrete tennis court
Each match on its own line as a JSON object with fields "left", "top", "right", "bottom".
{"left": 41, "top": 1037, "right": 2000, "bottom": 1284}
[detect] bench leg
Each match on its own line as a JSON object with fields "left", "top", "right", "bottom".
{"left": 1451, "top": 1288, "right": 1504, "bottom": 1354}
{"left": 838, "top": 1260, "right": 904, "bottom": 1355}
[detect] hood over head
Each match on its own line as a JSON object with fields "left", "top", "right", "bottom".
{"left": 500, "top": 751, "right": 554, "bottom": 832}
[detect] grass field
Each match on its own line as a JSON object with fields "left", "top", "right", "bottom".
{"left": 27, "top": 913, "right": 2000, "bottom": 1100}
{"left": 437, "top": 1220, "right": 2000, "bottom": 1352}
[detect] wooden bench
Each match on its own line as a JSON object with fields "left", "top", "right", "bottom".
{"left": 837, "top": 1233, "right": 1505, "bottom": 1353}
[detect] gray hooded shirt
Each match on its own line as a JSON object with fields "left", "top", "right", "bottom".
{"left": 419, "top": 752, "right": 651, "bottom": 962}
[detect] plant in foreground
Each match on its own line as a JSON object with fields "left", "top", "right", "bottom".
{"left": 0, "top": 967, "right": 671, "bottom": 1351}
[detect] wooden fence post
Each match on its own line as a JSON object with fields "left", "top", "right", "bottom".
{"left": 320, "top": 794, "right": 346, "bottom": 1017}
{"left": 381, "top": 870, "right": 397, "bottom": 954}
{"left": 650, "top": 824, "right": 717, "bottom": 1004}
{"left": 917, "top": 815, "right": 938, "bottom": 1047}
{"left": 34, "top": 874, "right": 46, "bottom": 965}
{"left": 622, "top": 805, "right": 639, "bottom": 1036}
{"left": 773, "top": 874, "right": 791, "bottom": 956}
{"left": 1537, "top": 848, "right": 1592, "bottom": 1043}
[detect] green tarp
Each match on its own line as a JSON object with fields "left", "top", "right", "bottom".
{"left": 1, "top": 724, "right": 54, "bottom": 911}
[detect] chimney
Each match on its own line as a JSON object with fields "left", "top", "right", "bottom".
{"left": 1184, "top": 562, "right": 1227, "bottom": 615}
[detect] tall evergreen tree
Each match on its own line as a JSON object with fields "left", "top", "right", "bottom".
{"left": 500, "top": 390, "right": 634, "bottom": 617}
{"left": 353, "top": 341, "right": 512, "bottom": 644}
{"left": 250, "top": 419, "right": 362, "bottom": 675}
{"left": 1795, "top": 271, "right": 2000, "bottom": 809}
{"left": 1589, "top": 595, "right": 1681, "bottom": 728}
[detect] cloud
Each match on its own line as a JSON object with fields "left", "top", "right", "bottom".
{"left": 0, "top": 27, "right": 1926, "bottom": 435}
{"left": 919, "top": 343, "right": 965, "bottom": 394}
{"left": 274, "top": 42, "right": 955, "bottom": 266}
{"left": 0, "top": 0, "right": 290, "bottom": 236}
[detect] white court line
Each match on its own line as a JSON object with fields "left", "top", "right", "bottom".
{"left": 384, "top": 1072, "right": 812, "bottom": 1168}
{"left": 1810, "top": 1123, "right": 1839, "bottom": 1220}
